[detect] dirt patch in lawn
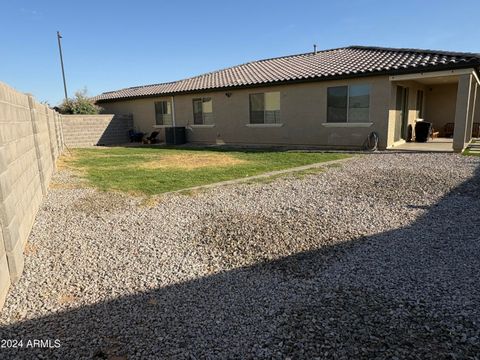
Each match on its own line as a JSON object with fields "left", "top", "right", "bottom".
{"left": 138, "top": 153, "right": 248, "bottom": 170}
{"left": 55, "top": 153, "right": 88, "bottom": 177}
{"left": 56, "top": 152, "right": 79, "bottom": 170}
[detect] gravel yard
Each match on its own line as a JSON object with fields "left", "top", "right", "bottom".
{"left": 1, "top": 153, "right": 480, "bottom": 359}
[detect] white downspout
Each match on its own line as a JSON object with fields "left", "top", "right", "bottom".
{"left": 171, "top": 95, "right": 176, "bottom": 127}
{"left": 171, "top": 95, "right": 176, "bottom": 144}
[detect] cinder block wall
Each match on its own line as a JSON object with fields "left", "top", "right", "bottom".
{"left": 0, "top": 82, "right": 133, "bottom": 310}
{"left": 0, "top": 82, "right": 64, "bottom": 309}
{"left": 62, "top": 114, "right": 133, "bottom": 147}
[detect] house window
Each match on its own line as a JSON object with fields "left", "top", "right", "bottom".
{"left": 192, "top": 98, "right": 213, "bottom": 125}
{"left": 155, "top": 100, "right": 172, "bottom": 126}
{"left": 416, "top": 90, "right": 424, "bottom": 118}
{"left": 327, "top": 85, "right": 370, "bottom": 123}
{"left": 249, "top": 92, "right": 280, "bottom": 124}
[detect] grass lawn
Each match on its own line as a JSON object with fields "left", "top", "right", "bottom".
{"left": 60, "top": 147, "right": 350, "bottom": 195}
{"left": 463, "top": 149, "right": 480, "bottom": 156}
{"left": 462, "top": 140, "right": 480, "bottom": 156}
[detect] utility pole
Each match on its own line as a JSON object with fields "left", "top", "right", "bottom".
{"left": 57, "top": 31, "right": 68, "bottom": 101}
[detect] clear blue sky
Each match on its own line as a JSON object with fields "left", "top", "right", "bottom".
{"left": 1, "top": 0, "right": 479, "bottom": 105}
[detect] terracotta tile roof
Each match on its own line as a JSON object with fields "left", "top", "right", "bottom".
{"left": 94, "top": 45, "right": 480, "bottom": 102}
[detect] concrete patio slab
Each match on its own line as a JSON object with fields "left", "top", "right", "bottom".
{"left": 388, "top": 138, "right": 453, "bottom": 153}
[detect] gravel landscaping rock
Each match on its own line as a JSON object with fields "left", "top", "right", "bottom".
{"left": 0, "top": 153, "right": 479, "bottom": 359}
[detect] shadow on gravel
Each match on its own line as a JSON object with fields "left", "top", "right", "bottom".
{"left": 1, "top": 167, "right": 480, "bottom": 359}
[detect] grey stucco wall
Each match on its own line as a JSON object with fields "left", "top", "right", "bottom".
{"left": 0, "top": 82, "right": 64, "bottom": 309}
{"left": 62, "top": 114, "right": 133, "bottom": 147}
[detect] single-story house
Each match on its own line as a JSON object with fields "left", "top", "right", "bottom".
{"left": 94, "top": 45, "right": 480, "bottom": 152}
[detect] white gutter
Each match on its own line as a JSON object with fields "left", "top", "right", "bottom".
{"left": 171, "top": 95, "right": 176, "bottom": 127}
{"left": 389, "top": 68, "right": 476, "bottom": 82}
{"left": 171, "top": 95, "right": 176, "bottom": 144}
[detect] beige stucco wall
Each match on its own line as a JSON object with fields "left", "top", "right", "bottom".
{"left": 100, "top": 75, "right": 392, "bottom": 149}
{"left": 424, "top": 83, "right": 458, "bottom": 136}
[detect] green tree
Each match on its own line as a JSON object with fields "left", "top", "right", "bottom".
{"left": 58, "top": 89, "right": 102, "bottom": 115}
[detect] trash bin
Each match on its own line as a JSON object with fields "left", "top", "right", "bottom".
{"left": 415, "top": 121, "right": 432, "bottom": 142}
{"left": 165, "top": 127, "right": 186, "bottom": 145}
